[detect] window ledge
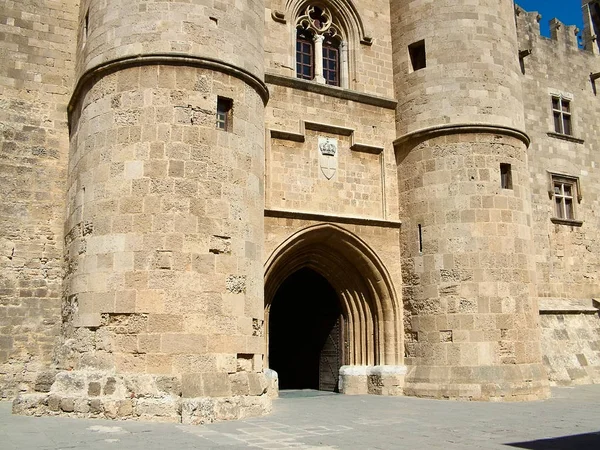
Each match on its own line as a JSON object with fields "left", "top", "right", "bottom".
{"left": 551, "top": 217, "right": 583, "bottom": 227}
{"left": 265, "top": 73, "right": 397, "bottom": 110}
{"left": 547, "top": 132, "right": 585, "bottom": 144}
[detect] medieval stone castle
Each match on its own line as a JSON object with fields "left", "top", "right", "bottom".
{"left": 1, "top": 0, "right": 599, "bottom": 423}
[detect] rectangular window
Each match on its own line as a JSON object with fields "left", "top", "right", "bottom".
{"left": 216, "top": 97, "right": 232, "bottom": 131}
{"left": 323, "top": 36, "right": 340, "bottom": 87}
{"left": 500, "top": 163, "right": 512, "bottom": 189}
{"left": 409, "top": 40, "right": 426, "bottom": 72}
{"left": 552, "top": 176, "right": 577, "bottom": 220}
{"left": 551, "top": 96, "right": 572, "bottom": 135}
{"left": 296, "top": 32, "right": 313, "bottom": 81}
{"left": 323, "top": 44, "right": 339, "bottom": 86}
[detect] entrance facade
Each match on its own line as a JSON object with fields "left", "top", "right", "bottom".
{"left": 264, "top": 223, "right": 403, "bottom": 395}
{"left": 269, "top": 268, "right": 343, "bottom": 391}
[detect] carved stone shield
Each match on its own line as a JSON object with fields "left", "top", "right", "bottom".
{"left": 318, "top": 137, "right": 338, "bottom": 180}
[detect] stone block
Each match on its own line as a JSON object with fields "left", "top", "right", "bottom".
{"left": 181, "top": 398, "right": 216, "bottom": 425}
{"left": 34, "top": 371, "right": 56, "bottom": 393}
{"left": 60, "top": 398, "right": 75, "bottom": 412}
{"left": 89, "top": 398, "right": 103, "bottom": 414}
{"left": 155, "top": 376, "right": 181, "bottom": 396}
{"left": 203, "top": 372, "right": 232, "bottom": 397}
{"left": 104, "top": 377, "right": 117, "bottom": 395}
{"left": 214, "top": 398, "right": 241, "bottom": 421}
{"left": 229, "top": 372, "right": 250, "bottom": 395}
{"left": 134, "top": 398, "right": 180, "bottom": 422}
{"left": 117, "top": 399, "right": 133, "bottom": 417}
{"left": 88, "top": 382, "right": 101, "bottom": 396}
{"left": 47, "top": 395, "right": 61, "bottom": 411}
{"left": 74, "top": 398, "right": 90, "bottom": 414}
{"left": 181, "top": 373, "right": 204, "bottom": 398}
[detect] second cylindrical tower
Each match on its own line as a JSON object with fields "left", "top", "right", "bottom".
{"left": 392, "top": 0, "right": 550, "bottom": 400}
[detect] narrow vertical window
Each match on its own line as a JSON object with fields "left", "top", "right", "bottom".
{"left": 296, "top": 30, "right": 314, "bottom": 81}
{"left": 408, "top": 40, "right": 426, "bottom": 72}
{"left": 418, "top": 224, "right": 423, "bottom": 253}
{"left": 216, "top": 97, "right": 232, "bottom": 131}
{"left": 323, "top": 36, "right": 340, "bottom": 86}
{"left": 551, "top": 96, "right": 572, "bottom": 135}
{"left": 500, "top": 163, "right": 512, "bottom": 190}
{"left": 82, "top": 10, "right": 89, "bottom": 47}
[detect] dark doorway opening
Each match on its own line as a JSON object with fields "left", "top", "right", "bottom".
{"left": 269, "top": 268, "right": 343, "bottom": 392}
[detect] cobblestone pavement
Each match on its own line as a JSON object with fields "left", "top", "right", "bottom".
{"left": 2, "top": 386, "right": 600, "bottom": 449}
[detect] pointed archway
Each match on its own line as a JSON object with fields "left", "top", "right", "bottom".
{"left": 264, "top": 224, "right": 401, "bottom": 387}
{"left": 269, "top": 267, "right": 343, "bottom": 391}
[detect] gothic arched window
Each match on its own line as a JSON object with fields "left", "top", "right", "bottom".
{"left": 295, "top": 5, "right": 342, "bottom": 87}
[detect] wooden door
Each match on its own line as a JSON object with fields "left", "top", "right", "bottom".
{"left": 318, "top": 316, "right": 341, "bottom": 392}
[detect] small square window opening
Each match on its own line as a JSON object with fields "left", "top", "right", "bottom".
{"left": 500, "top": 163, "right": 512, "bottom": 190}
{"left": 216, "top": 97, "right": 233, "bottom": 131}
{"left": 409, "top": 40, "right": 426, "bottom": 72}
{"left": 551, "top": 96, "right": 572, "bottom": 136}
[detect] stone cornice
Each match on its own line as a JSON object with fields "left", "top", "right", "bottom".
{"left": 265, "top": 73, "right": 397, "bottom": 109}
{"left": 547, "top": 132, "right": 585, "bottom": 144}
{"left": 538, "top": 297, "right": 599, "bottom": 314}
{"left": 393, "top": 123, "right": 531, "bottom": 148}
{"left": 69, "top": 54, "right": 270, "bottom": 113}
{"left": 264, "top": 208, "right": 401, "bottom": 228}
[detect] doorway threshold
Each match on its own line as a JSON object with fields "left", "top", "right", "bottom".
{"left": 278, "top": 390, "right": 340, "bottom": 399}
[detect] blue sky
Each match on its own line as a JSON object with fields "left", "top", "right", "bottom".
{"left": 516, "top": 1, "right": 584, "bottom": 37}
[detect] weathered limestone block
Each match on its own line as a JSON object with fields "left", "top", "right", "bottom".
{"left": 264, "top": 368, "right": 279, "bottom": 399}
{"left": 14, "top": 369, "right": 272, "bottom": 423}
{"left": 339, "top": 366, "right": 406, "bottom": 396}
{"left": 339, "top": 366, "right": 369, "bottom": 395}
{"left": 180, "top": 395, "right": 271, "bottom": 425}
{"left": 34, "top": 371, "right": 57, "bottom": 393}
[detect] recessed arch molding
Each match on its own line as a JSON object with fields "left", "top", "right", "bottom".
{"left": 264, "top": 223, "right": 406, "bottom": 395}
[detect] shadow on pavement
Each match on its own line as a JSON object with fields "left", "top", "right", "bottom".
{"left": 506, "top": 431, "right": 600, "bottom": 449}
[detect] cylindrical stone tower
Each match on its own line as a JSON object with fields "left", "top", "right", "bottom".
{"left": 392, "top": 0, "right": 550, "bottom": 400}
{"left": 21, "top": 0, "right": 270, "bottom": 423}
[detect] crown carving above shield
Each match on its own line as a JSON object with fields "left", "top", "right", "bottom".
{"left": 319, "top": 139, "right": 337, "bottom": 156}
{"left": 318, "top": 137, "right": 338, "bottom": 180}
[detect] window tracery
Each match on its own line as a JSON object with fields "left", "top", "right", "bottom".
{"left": 295, "top": 4, "right": 344, "bottom": 87}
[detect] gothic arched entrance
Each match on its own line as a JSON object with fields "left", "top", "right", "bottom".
{"left": 269, "top": 268, "right": 343, "bottom": 391}
{"left": 264, "top": 223, "right": 401, "bottom": 392}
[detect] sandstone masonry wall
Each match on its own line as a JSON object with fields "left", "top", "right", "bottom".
{"left": 0, "top": 0, "right": 78, "bottom": 398}
{"left": 516, "top": 4, "right": 600, "bottom": 386}
{"left": 265, "top": 83, "right": 398, "bottom": 219}
{"left": 517, "top": 7, "right": 600, "bottom": 301}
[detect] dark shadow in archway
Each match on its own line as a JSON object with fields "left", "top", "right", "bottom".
{"left": 269, "top": 268, "right": 342, "bottom": 392}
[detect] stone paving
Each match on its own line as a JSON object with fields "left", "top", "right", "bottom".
{"left": 2, "top": 386, "right": 600, "bottom": 449}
